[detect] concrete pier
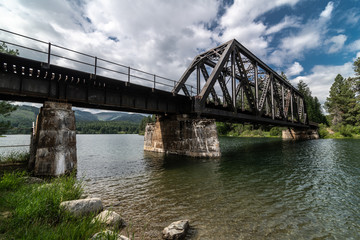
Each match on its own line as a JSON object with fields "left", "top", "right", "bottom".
{"left": 282, "top": 128, "right": 319, "bottom": 140}
{"left": 144, "top": 115, "right": 221, "bottom": 157}
{"left": 29, "top": 102, "right": 77, "bottom": 176}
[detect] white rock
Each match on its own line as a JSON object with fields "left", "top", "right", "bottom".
{"left": 162, "top": 220, "right": 189, "bottom": 240}
{"left": 92, "top": 210, "right": 125, "bottom": 228}
{"left": 91, "top": 230, "right": 129, "bottom": 240}
{"left": 60, "top": 198, "right": 103, "bottom": 217}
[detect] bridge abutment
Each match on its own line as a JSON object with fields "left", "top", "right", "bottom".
{"left": 29, "top": 102, "right": 77, "bottom": 176}
{"left": 144, "top": 115, "right": 221, "bottom": 157}
{"left": 282, "top": 128, "right": 319, "bottom": 140}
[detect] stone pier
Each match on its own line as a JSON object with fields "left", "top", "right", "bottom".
{"left": 282, "top": 128, "right": 319, "bottom": 140}
{"left": 144, "top": 115, "right": 221, "bottom": 157}
{"left": 29, "top": 102, "right": 77, "bottom": 176}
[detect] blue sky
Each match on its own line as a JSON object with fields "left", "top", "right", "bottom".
{"left": 0, "top": 0, "right": 359, "bottom": 105}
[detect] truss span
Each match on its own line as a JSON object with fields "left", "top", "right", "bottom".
{"left": 172, "top": 39, "right": 309, "bottom": 128}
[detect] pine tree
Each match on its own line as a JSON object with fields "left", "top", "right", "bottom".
{"left": 297, "top": 80, "right": 327, "bottom": 124}
{"left": 325, "top": 74, "right": 359, "bottom": 126}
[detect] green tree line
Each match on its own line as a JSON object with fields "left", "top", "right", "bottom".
{"left": 320, "top": 57, "right": 360, "bottom": 138}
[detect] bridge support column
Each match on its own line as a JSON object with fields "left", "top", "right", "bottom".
{"left": 144, "top": 115, "right": 221, "bottom": 157}
{"left": 29, "top": 102, "right": 77, "bottom": 176}
{"left": 282, "top": 128, "right": 319, "bottom": 140}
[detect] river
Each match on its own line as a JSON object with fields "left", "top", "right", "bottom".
{"left": 1, "top": 134, "right": 360, "bottom": 239}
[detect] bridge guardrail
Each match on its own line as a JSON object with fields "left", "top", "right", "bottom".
{"left": 0, "top": 28, "right": 195, "bottom": 95}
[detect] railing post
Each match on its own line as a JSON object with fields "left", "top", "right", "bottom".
{"left": 153, "top": 74, "right": 156, "bottom": 89}
{"left": 94, "top": 57, "right": 97, "bottom": 79}
{"left": 127, "top": 67, "right": 131, "bottom": 85}
{"left": 47, "top": 42, "right": 51, "bottom": 65}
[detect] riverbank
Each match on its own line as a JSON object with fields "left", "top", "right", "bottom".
{"left": 0, "top": 171, "right": 136, "bottom": 239}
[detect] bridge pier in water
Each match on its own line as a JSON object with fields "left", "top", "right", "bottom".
{"left": 29, "top": 102, "right": 77, "bottom": 176}
{"left": 144, "top": 115, "right": 221, "bottom": 157}
{"left": 282, "top": 128, "right": 319, "bottom": 140}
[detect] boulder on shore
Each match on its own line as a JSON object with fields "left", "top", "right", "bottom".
{"left": 162, "top": 220, "right": 189, "bottom": 240}
{"left": 60, "top": 198, "right": 103, "bottom": 217}
{"left": 91, "top": 230, "right": 129, "bottom": 240}
{"left": 92, "top": 210, "right": 126, "bottom": 229}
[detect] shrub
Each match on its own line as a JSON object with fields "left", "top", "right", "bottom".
{"left": 318, "top": 123, "right": 329, "bottom": 138}
{"left": 339, "top": 125, "right": 353, "bottom": 137}
{"left": 269, "top": 127, "right": 281, "bottom": 136}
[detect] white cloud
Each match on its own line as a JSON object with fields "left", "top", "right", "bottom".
{"left": 320, "top": 1, "right": 334, "bottom": 19}
{"left": 343, "top": 8, "right": 360, "bottom": 25}
{"left": 286, "top": 62, "right": 304, "bottom": 77}
{"left": 217, "top": 0, "right": 301, "bottom": 58}
{"left": 356, "top": 52, "right": 360, "bottom": 59}
{"left": 349, "top": 39, "right": 360, "bottom": 51}
{"left": 327, "top": 34, "right": 347, "bottom": 53}
{"left": 291, "top": 61, "right": 355, "bottom": 104}
{"left": 265, "top": 16, "right": 301, "bottom": 35}
{"left": 267, "top": 2, "right": 335, "bottom": 67}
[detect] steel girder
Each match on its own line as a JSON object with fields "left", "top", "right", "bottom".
{"left": 172, "top": 39, "right": 308, "bottom": 125}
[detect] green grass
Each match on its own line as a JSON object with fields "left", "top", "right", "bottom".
{"left": 0, "top": 151, "right": 30, "bottom": 163}
{"left": 0, "top": 171, "right": 140, "bottom": 240}
{"left": 0, "top": 171, "right": 108, "bottom": 240}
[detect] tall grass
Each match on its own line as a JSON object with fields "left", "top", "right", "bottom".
{"left": 0, "top": 151, "right": 30, "bottom": 163}
{"left": 0, "top": 171, "right": 107, "bottom": 240}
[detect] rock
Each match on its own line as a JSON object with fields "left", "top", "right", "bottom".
{"left": 162, "top": 220, "right": 189, "bottom": 240}
{"left": 91, "top": 230, "right": 129, "bottom": 240}
{"left": 92, "top": 210, "right": 125, "bottom": 229}
{"left": 60, "top": 198, "right": 103, "bottom": 217}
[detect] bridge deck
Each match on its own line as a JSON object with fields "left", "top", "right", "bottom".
{"left": 0, "top": 53, "right": 191, "bottom": 115}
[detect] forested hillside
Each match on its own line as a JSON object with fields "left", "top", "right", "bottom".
{"left": 0, "top": 105, "right": 147, "bottom": 134}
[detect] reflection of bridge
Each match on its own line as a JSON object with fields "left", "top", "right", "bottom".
{"left": 0, "top": 30, "right": 318, "bottom": 176}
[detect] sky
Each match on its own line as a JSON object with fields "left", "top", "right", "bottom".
{"left": 0, "top": 0, "right": 359, "bottom": 107}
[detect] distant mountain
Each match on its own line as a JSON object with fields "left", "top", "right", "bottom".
{"left": 2, "top": 104, "right": 146, "bottom": 134}
{"left": 76, "top": 109, "right": 145, "bottom": 123}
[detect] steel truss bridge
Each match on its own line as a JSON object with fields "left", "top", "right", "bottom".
{"left": 0, "top": 29, "right": 312, "bottom": 129}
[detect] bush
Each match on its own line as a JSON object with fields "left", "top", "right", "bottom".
{"left": 339, "top": 125, "right": 353, "bottom": 137}
{"left": 318, "top": 123, "right": 329, "bottom": 138}
{"left": 269, "top": 127, "right": 281, "bottom": 136}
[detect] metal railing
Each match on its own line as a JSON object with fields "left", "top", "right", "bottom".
{"left": 0, "top": 28, "right": 194, "bottom": 95}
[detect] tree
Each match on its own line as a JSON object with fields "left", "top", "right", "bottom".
{"left": 0, "top": 102, "right": 17, "bottom": 135}
{"left": 325, "top": 74, "right": 359, "bottom": 126}
{"left": 354, "top": 57, "right": 360, "bottom": 76}
{"left": 0, "top": 42, "right": 19, "bottom": 135}
{"left": 297, "top": 80, "right": 327, "bottom": 124}
{"left": 0, "top": 42, "right": 19, "bottom": 56}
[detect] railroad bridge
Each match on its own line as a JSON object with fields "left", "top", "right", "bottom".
{"left": 0, "top": 30, "right": 318, "bottom": 176}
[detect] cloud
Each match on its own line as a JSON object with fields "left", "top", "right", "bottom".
{"left": 265, "top": 16, "right": 301, "bottom": 35}
{"left": 267, "top": 2, "right": 334, "bottom": 67}
{"left": 286, "top": 62, "right": 303, "bottom": 77}
{"left": 343, "top": 7, "right": 360, "bottom": 25}
{"left": 327, "top": 34, "right": 347, "bottom": 53}
{"left": 291, "top": 61, "right": 355, "bottom": 104}
{"left": 217, "top": 0, "right": 301, "bottom": 58}
{"left": 349, "top": 39, "right": 360, "bottom": 51}
{"left": 320, "top": 1, "right": 334, "bottom": 19}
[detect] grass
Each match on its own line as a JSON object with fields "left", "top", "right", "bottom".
{"left": 0, "top": 171, "right": 106, "bottom": 240}
{"left": 0, "top": 151, "right": 30, "bottom": 163}
{"left": 0, "top": 171, "right": 142, "bottom": 240}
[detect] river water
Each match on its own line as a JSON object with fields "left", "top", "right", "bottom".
{"left": 1, "top": 135, "right": 360, "bottom": 239}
